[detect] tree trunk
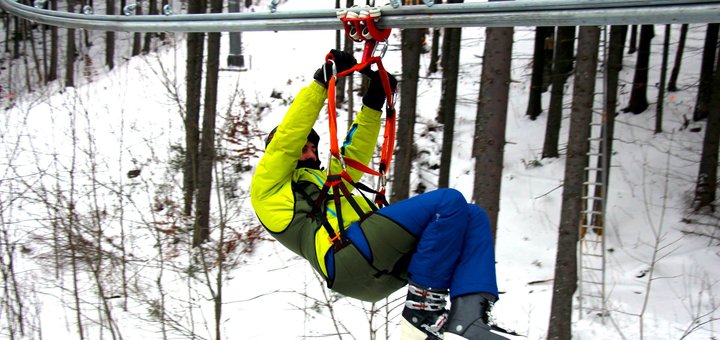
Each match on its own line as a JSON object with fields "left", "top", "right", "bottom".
{"left": 47, "top": 0, "right": 59, "bottom": 82}
{"left": 471, "top": 26, "right": 513, "bottom": 240}
{"left": 142, "top": 0, "right": 158, "bottom": 54}
{"left": 589, "top": 25, "right": 627, "bottom": 229}
{"left": 438, "top": 20, "right": 462, "bottom": 188}
{"left": 428, "top": 27, "right": 441, "bottom": 74}
{"left": 11, "top": 11, "right": 20, "bottom": 60}
{"left": 526, "top": 26, "right": 553, "bottom": 120}
{"left": 390, "top": 28, "right": 423, "bottom": 202}
{"left": 41, "top": 13, "right": 49, "bottom": 82}
{"left": 193, "top": 0, "right": 222, "bottom": 248}
{"left": 542, "top": 27, "right": 556, "bottom": 91}
{"left": 20, "top": 15, "right": 36, "bottom": 91}
{"left": 606, "top": 26, "right": 627, "bottom": 123}
{"left": 547, "top": 25, "right": 600, "bottom": 340}
{"left": 656, "top": 25, "right": 671, "bottom": 134}
{"left": 131, "top": 2, "right": 142, "bottom": 56}
{"left": 105, "top": 0, "right": 115, "bottom": 70}
{"left": 437, "top": 27, "right": 451, "bottom": 123}
{"left": 623, "top": 25, "right": 654, "bottom": 115}
{"left": 628, "top": 25, "right": 638, "bottom": 54}
{"left": 3, "top": 10, "right": 10, "bottom": 54}
{"left": 65, "top": 0, "right": 77, "bottom": 88}
{"left": 426, "top": 0, "right": 443, "bottom": 75}
{"left": 693, "top": 43, "right": 720, "bottom": 211}
{"left": 602, "top": 26, "right": 626, "bottom": 174}
{"left": 542, "top": 26, "right": 576, "bottom": 159}
{"left": 692, "top": 23, "right": 719, "bottom": 121}
{"left": 667, "top": 24, "right": 688, "bottom": 92}
{"left": 184, "top": 0, "right": 207, "bottom": 216}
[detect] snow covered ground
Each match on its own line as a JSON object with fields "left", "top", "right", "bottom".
{"left": 1, "top": 0, "right": 719, "bottom": 339}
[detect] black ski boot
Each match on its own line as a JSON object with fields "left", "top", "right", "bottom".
{"left": 400, "top": 284, "right": 449, "bottom": 340}
{"left": 444, "top": 294, "right": 508, "bottom": 340}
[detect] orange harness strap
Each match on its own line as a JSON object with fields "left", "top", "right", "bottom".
{"left": 315, "top": 7, "right": 396, "bottom": 248}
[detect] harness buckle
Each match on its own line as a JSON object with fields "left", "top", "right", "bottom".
{"left": 328, "top": 233, "right": 342, "bottom": 244}
{"left": 329, "top": 233, "right": 351, "bottom": 251}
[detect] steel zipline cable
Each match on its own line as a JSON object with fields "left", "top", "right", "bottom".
{"left": 0, "top": 0, "right": 719, "bottom": 32}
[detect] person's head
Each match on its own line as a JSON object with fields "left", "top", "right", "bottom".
{"left": 265, "top": 127, "right": 321, "bottom": 170}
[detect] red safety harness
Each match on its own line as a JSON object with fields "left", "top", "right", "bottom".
{"left": 313, "top": 7, "right": 397, "bottom": 249}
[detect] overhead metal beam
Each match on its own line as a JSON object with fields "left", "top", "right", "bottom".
{"left": 1, "top": 0, "right": 719, "bottom": 32}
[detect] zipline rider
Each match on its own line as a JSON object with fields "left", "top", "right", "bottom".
{"left": 250, "top": 49, "right": 506, "bottom": 340}
{"left": 250, "top": 7, "right": 507, "bottom": 340}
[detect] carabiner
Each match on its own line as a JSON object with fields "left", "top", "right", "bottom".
{"left": 389, "top": 91, "right": 398, "bottom": 110}
{"left": 371, "top": 41, "right": 389, "bottom": 59}
{"left": 326, "top": 151, "right": 348, "bottom": 177}
{"left": 323, "top": 59, "right": 337, "bottom": 85}
{"left": 376, "top": 174, "right": 387, "bottom": 192}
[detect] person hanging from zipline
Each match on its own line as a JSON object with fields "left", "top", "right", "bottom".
{"left": 251, "top": 6, "right": 513, "bottom": 340}
{"left": 250, "top": 46, "right": 510, "bottom": 340}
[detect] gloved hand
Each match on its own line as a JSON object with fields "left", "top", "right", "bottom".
{"left": 313, "top": 49, "right": 357, "bottom": 87}
{"left": 362, "top": 70, "right": 398, "bottom": 111}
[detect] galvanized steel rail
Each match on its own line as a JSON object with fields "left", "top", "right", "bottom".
{"left": 1, "top": 0, "right": 719, "bottom": 32}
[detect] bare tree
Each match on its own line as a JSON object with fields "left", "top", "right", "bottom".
{"left": 692, "top": 23, "right": 719, "bottom": 121}
{"left": 526, "top": 26, "right": 554, "bottom": 120}
{"left": 542, "top": 26, "right": 576, "bottom": 159}
{"left": 142, "top": 0, "right": 159, "bottom": 54}
{"left": 47, "top": 0, "right": 59, "bottom": 82}
{"left": 623, "top": 25, "right": 655, "bottom": 114}
{"left": 0, "top": 219, "right": 28, "bottom": 339}
{"left": 65, "top": 0, "right": 77, "bottom": 87}
{"left": 656, "top": 25, "right": 671, "bottom": 134}
{"left": 547, "top": 25, "right": 600, "bottom": 340}
{"left": 193, "top": 0, "right": 221, "bottom": 247}
{"left": 391, "top": 27, "right": 423, "bottom": 202}
{"left": 471, "top": 25, "right": 514, "bottom": 239}
{"left": 693, "top": 45, "right": 720, "bottom": 211}
{"left": 605, "top": 25, "right": 628, "bottom": 122}
{"left": 105, "top": 0, "right": 115, "bottom": 69}
{"left": 587, "top": 25, "right": 627, "bottom": 225}
{"left": 437, "top": 0, "right": 463, "bottom": 189}
{"left": 667, "top": 24, "right": 688, "bottom": 92}
{"left": 184, "top": 0, "right": 207, "bottom": 216}
{"left": 131, "top": 1, "right": 142, "bottom": 56}
{"left": 628, "top": 25, "right": 638, "bottom": 54}
{"left": 427, "top": 26, "right": 441, "bottom": 74}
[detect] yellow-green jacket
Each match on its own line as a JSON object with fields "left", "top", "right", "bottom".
{"left": 250, "top": 81, "right": 382, "bottom": 280}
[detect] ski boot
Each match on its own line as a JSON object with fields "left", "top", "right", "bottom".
{"left": 400, "top": 284, "right": 449, "bottom": 340}
{"left": 444, "top": 294, "right": 511, "bottom": 340}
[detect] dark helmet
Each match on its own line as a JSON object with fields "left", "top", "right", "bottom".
{"left": 265, "top": 126, "right": 320, "bottom": 149}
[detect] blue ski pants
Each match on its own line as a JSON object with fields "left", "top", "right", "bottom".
{"left": 345, "top": 188, "right": 499, "bottom": 299}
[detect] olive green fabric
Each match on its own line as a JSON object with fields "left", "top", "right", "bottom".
{"left": 328, "top": 213, "right": 417, "bottom": 302}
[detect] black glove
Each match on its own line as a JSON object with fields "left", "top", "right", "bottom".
{"left": 362, "top": 70, "right": 398, "bottom": 111}
{"left": 313, "top": 49, "right": 357, "bottom": 87}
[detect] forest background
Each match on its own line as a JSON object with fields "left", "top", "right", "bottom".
{"left": 1, "top": 0, "right": 720, "bottom": 339}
